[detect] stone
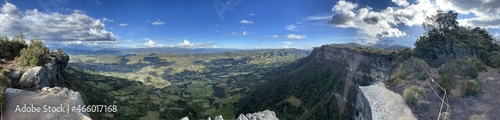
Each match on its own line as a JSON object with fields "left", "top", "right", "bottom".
{"left": 2, "top": 87, "right": 91, "bottom": 120}
{"left": 16, "top": 66, "right": 50, "bottom": 90}
{"left": 236, "top": 110, "right": 279, "bottom": 120}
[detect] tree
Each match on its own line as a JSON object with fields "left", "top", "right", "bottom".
{"left": 15, "top": 40, "right": 50, "bottom": 66}
{"left": 423, "top": 10, "right": 459, "bottom": 33}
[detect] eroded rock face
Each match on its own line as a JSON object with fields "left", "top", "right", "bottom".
{"left": 2, "top": 87, "right": 91, "bottom": 120}
{"left": 16, "top": 66, "right": 50, "bottom": 90}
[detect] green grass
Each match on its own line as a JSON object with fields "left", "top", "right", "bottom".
{"left": 210, "top": 105, "right": 236, "bottom": 119}
{"left": 403, "top": 86, "right": 425, "bottom": 106}
{"left": 139, "top": 111, "right": 160, "bottom": 120}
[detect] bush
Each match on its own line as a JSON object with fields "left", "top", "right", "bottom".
{"left": 438, "top": 58, "right": 486, "bottom": 79}
{"left": 488, "top": 51, "right": 500, "bottom": 68}
{"left": 438, "top": 73, "right": 455, "bottom": 93}
{"left": 15, "top": 40, "right": 50, "bottom": 66}
{"left": 461, "top": 80, "right": 481, "bottom": 97}
{"left": 403, "top": 86, "right": 425, "bottom": 106}
{"left": 0, "top": 34, "right": 28, "bottom": 60}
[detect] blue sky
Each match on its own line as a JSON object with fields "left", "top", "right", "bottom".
{"left": 1, "top": 0, "right": 499, "bottom": 50}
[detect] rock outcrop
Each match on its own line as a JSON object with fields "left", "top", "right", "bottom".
{"left": 15, "top": 66, "right": 50, "bottom": 90}
{"left": 360, "top": 83, "right": 416, "bottom": 120}
{"left": 2, "top": 87, "right": 91, "bottom": 120}
{"left": 10, "top": 49, "right": 70, "bottom": 90}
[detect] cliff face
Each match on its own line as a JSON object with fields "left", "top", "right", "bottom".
{"left": 236, "top": 44, "right": 394, "bottom": 119}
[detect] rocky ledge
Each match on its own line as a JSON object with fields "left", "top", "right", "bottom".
{"left": 1, "top": 87, "right": 91, "bottom": 120}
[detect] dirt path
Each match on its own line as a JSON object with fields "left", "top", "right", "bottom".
{"left": 360, "top": 82, "right": 416, "bottom": 120}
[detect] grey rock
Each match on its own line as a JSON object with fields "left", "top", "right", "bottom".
{"left": 214, "top": 115, "right": 224, "bottom": 120}
{"left": 9, "top": 67, "right": 22, "bottom": 81}
{"left": 180, "top": 117, "right": 189, "bottom": 120}
{"left": 237, "top": 110, "right": 279, "bottom": 120}
{"left": 50, "top": 49, "right": 70, "bottom": 71}
{"left": 2, "top": 87, "right": 91, "bottom": 120}
{"left": 16, "top": 66, "right": 50, "bottom": 90}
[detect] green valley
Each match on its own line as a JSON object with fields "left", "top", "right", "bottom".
{"left": 64, "top": 49, "right": 310, "bottom": 119}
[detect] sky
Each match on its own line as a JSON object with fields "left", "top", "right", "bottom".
{"left": 0, "top": 0, "right": 499, "bottom": 50}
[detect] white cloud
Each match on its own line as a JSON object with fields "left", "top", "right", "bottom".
{"left": 101, "top": 17, "right": 113, "bottom": 22}
{"left": 328, "top": 0, "right": 500, "bottom": 44}
{"left": 151, "top": 19, "right": 165, "bottom": 25}
{"left": 242, "top": 31, "right": 248, "bottom": 36}
{"left": 265, "top": 35, "right": 279, "bottom": 38}
{"left": 143, "top": 38, "right": 164, "bottom": 48}
{"left": 282, "top": 42, "right": 292, "bottom": 48}
{"left": 240, "top": 20, "right": 254, "bottom": 24}
{"left": 177, "top": 39, "right": 215, "bottom": 48}
{"left": 304, "top": 15, "right": 331, "bottom": 21}
{"left": 0, "top": 3, "right": 115, "bottom": 42}
{"left": 392, "top": 0, "right": 409, "bottom": 6}
{"left": 286, "top": 34, "right": 306, "bottom": 39}
{"left": 286, "top": 24, "right": 297, "bottom": 31}
{"left": 119, "top": 23, "right": 128, "bottom": 27}
{"left": 248, "top": 13, "right": 255, "bottom": 16}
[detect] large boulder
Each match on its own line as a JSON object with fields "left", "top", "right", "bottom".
{"left": 50, "top": 49, "right": 70, "bottom": 71}
{"left": 2, "top": 87, "right": 91, "bottom": 120}
{"left": 16, "top": 66, "right": 50, "bottom": 90}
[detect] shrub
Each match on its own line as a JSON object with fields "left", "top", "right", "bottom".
{"left": 438, "top": 58, "right": 486, "bottom": 79}
{"left": 0, "top": 34, "right": 28, "bottom": 60}
{"left": 488, "top": 51, "right": 500, "bottom": 68}
{"left": 15, "top": 40, "right": 50, "bottom": 66}
{"left": 403, "top": 86, "right": 425, "bottom": 106}
{"left": 438, "top": 73, "right": 455, "bottom": 93}
{"left": 461, "top": 80, "right": 481, "bottom": 97}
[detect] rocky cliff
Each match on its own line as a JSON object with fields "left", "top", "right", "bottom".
{"left": 1, "top": 49, "right": 89, "bottom": 119}
{"left": 236, "top": 43, "right": 396, "bottom": 119}
{"left": 8, "top": 49, "right": 69, "bottom": 90}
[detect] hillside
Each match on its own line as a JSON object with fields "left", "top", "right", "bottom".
{"left": 236, "top": 43, "right": 397, "bottom": 119}
{"left": 64, "top": 49, "right": 310, "bottom": 119}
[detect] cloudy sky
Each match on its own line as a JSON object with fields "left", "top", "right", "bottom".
{"left": 0, "top": 0, "right": 499, "bottom": 50}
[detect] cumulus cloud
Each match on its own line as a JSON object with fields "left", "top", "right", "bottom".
{"left": 328, "top": 0, "right": 500, "bottom": 44}
{"left": 177, "top": 39, "right": 215, "bottom": 48}
{"left": 143, "top": 38, "right": 164, "bottom": 48}
{"left": 0, "top": 3, "right": 115, "bottom": 42}
{"left": 392, "top": 0, "right": 409, "bottom": 6}
{"left": 265, "top": 35, "right": 279, "bottom": 38}
{"left": 119, "top": 23, "right": 128, "bottom": 27}
{"left": 240, "top": 20, "right": 254, "bottom": 24}
{"left": 150, "top": 19, "right": 165, "bottom": 25}
{"left": 286, "top": 34, "right": 306, "bottom": 39}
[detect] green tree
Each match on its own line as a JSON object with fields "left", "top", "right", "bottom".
{"left": 15, "top": 40, "right": 50, "bottom": 66}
